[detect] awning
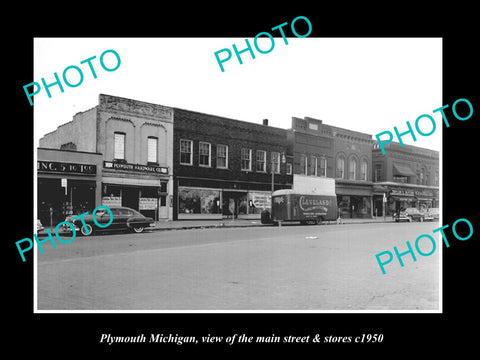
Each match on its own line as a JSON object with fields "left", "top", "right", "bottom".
{"left": 393, "top": 163, "right": 416, "bottom": 177}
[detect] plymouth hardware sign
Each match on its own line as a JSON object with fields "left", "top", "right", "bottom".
{"left": 103, "top": 161, "right": 168, "bottom": 174}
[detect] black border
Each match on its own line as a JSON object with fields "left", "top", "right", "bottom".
{"left": 7, "top": 5, "right": 478, "bottom": 355}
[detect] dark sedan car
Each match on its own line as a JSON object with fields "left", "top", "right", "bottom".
{"left": 66, "top": 206, "right": 155, "bottom": 236}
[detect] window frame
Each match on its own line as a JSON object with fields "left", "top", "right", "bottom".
{"left": 199, "top": 141, "right": 211, "bottom": 167}
{"left": 179, "top": 139, "right": 193, "bottom": 165}
{"left": 256, "top": 150, "right": 266, "bottom": 172}
{"left": 216, "top": 144, "right": 228, "bottom": 169}
{"left": 272, "top": 152, "right": 280, "bottom": 174}
{"left": 114, "top": 132, "right": 126, "bottom": 161}
{"left": 147, "top": 136, "right": 158, "bottom": 164}
{"left": 241, "top": 148, "right": 252, "bottom": 171}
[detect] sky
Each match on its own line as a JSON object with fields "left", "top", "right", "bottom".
{"left": 33, "top": 37, "right": 442, "bottom": 151}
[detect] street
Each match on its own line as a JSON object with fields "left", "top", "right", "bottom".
{"left": 36, "top": 222, "right": 440, "bottom": 311}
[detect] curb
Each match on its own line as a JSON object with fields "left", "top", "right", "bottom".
{"left": 149, "top": 219, "right": 398, "bottom": 231}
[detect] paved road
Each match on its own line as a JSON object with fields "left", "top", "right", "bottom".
{"left": 36, "top": 222, "right": 440, "bottom": 311}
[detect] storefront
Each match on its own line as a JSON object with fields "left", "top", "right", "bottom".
{"left": 176, "top": 178, "right": 276, "bottom": 220}
{"left": 373, "top": 182, "right": 439, "bottom": 216}
{"left": 102, "top": 161, "right": 172, "bottom": 220}
{"left": 37, "top": 148, "right": 102, "bottom": 227}
{"left": 335, "top": 179, "right": 373, "bottom": 218}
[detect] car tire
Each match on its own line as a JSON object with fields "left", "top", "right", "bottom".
{"left": 132, "top": 226, "right": 144, "bottom": 233}
{"left": 81, "top": 223, "right": 93, "bottom": 236}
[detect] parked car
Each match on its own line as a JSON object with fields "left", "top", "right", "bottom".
{"left": 37, "top": 219, "right": 44, "bottom": 232}
{"left": 428, "top": 208, "right": 440, "bottom": 220}
{"left": 65, "top": 206, "right": 155, "bottom": 236}
{"left": 394, "top": 207, "right": 432, "bottom": 222}
{"left": 393, "top": 208, "right": 411, "bottom": 222}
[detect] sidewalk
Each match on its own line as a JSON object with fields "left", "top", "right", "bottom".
{"left": 151, "top": 216, "right": 395, "bottom": 231}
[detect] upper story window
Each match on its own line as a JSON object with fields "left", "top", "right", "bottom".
{"left": 375, "top": 164, "right": 382, "bottom": 182}
{"left": 217, "top": 144, "right": 228, "bottom": 169}
{"left": 272, "top": 152, "right": 280, "bottom": 174}
{"left": 241, "top": 148, "right": 252, "bottom": 171}
{"left": 199, "top": 142, "right": 211, "bottom": 167}
{"left": 301, "top": 154, "right": 308, "bottom": 175}
{"left": 320, "top": 157, "right": 327, "bottom": 177}
{"left": 180, "top": 139, "right": 193, "bottom": 165}
{"left": 114, "top": 132, "right": 125, "bottom": 160}
{"left": 336, "top": 155, "right": 345, "bottom": 179}
{"left": 311, "top": 156, "right": 318, "bottom": 176}
{"left": 360, "top": 159, "right": 368, "bottom": 181}
{"left": 286, "top": 163, "right": 293, "bottom": 175}
{"left": 147, "top": 137, "right": 158, "bottom": 164}
{"left": 256, "top": 150, "right": 266, "bottom": 172}
{"left": 348, "top": 157, "right": 357, "bottom": 180}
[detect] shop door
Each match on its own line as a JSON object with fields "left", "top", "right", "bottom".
{"left": 122, "top": 187, "right": 139, "bottom": 211}
{"left": 222, "top": 191, "right": 247, "bottom": 218}
{"left": 158, "top": 195, "right": 168, "bottom": 219}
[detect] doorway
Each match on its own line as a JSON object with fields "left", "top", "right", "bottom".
{"left": 122, "top": 186, "right": 139, "bottom": 210}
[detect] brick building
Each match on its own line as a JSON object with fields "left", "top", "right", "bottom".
{"left": 372, "top": 142, "right": 439, "bottom": 216}
{"left": 39, "top": 94, "right": 174, "bottom": 220}
{"left": 173, "top": 109, "right": 293, "bottom": 220}
{"left": 288, "top": 116, "right": 374, "bottom": 218}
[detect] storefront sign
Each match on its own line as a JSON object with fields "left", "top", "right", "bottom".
{"left": 38, "top": 160, "right": 96, "bottom": 175}
{"left": 102, "top": 196, "right": 121, "bottom": 207}
{"left": 249, "top": 192, "right": 271, "bottom": 209}
{"left": 390, "top": 189, "right": 414, "bottom": 197}
{"left": 139, "top": 198, "right": 157, "bottom": 210}
{"left": 104, "top": 161, "right": 168, "bottom": 175}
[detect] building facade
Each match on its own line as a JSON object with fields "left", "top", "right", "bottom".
{"left": 372, "top": 142, "right": 439, "bottom": 216}
{"left": 39, "top": 94, "right": 174, "bottom": 220}
{"left": 37, "top": 148, "right": 103, "bottom": 227}
{"left": 288, "top": 116, "right": 374, "bottom": 218}
{"left": 173, "top": 109, "right": 293, "bottom": 220}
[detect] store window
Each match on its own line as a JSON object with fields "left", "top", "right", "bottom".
{"left": 256, "top": 150, "right": 266, "bottom": 172}
{"left": 114, "top": 132, "right": 125, "bottom": 160}
{"left": 336, "top": 155, "right": 345, "bottom": 179}
{"left": 178, "top": 188, "right": 221, "bottom": 214}
{"left": 241, "top": 148, "right": 252, "bottom": 171}
{"left": 147, "top": 137, "right": 158, "bottom": 164}
{"left": 199, "top": 142, "right": 211, "bottom": 167}
{"left": 180, "top": 139, "right": 193, "bottom": 165}
{"left": 217, "top": 144, "right": 228, "bottom": 169}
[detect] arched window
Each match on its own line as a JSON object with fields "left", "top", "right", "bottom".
{"left": 336, "top": 155, "right": 345, "bottom": 179}
{"left": 348, "top": 157, "right": 357, "bottom": 180}
{"left": 361, "top": 159, "right": 368, "bottom": 181}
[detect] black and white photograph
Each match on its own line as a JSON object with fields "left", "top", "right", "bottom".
{"left": 7, "top": 6, "right": 478, "bottom": 355}
{"left": 32, "top": 37, "right": 442, "bottom": 312}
